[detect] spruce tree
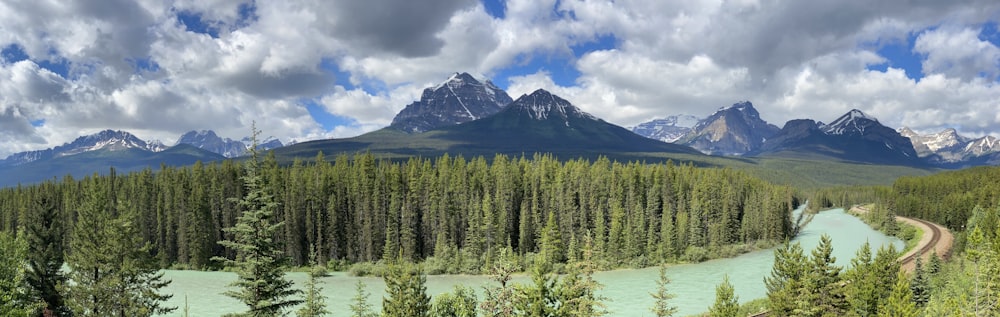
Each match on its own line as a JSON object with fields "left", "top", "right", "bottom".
{"left": 24, "top": 192, "right": 70, "bottom": 316}
{"left": 910, "top": 257, "right": 930, "bottom": 307}
{"left": 66, "top": 171, "right": 174, "bottom": 317}
{"left": 215, "top": 127, "right": 302, "bottom": 316}
{"left": 297, "top": 249, "right": 330, "bottom": 317}
{"left": 382, "top": 262, "right": 431, "bottom": 317}
{"left": 554, "top": 234, "right": 607, "bottom": 317}
{"left": 349, "top": 280, "right": 376, "bottom": 317}
{"left": 708, "top": 275, "right": 739, "bottom": 317}
{"left": 878, "top": 271, "right": 918, "bottom": 317}
{"left": 649, "top": 264, "right": 678, "bottom": 317}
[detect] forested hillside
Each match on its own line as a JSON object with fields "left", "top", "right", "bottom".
{"left": 0, "top": 153, "right": 796, "bottom": 271}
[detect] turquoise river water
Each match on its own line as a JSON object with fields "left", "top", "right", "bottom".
{"left": 160, "top": 208, "right": 902, "bottom": 316}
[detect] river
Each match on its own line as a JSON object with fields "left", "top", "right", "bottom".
{"left": 160, "top": 208, "right": 902, "bottom": 316}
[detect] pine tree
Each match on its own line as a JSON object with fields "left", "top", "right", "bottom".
{"left": 0, "top": 231, "right": 35, "bottom": 317}
{"left": 66, "top": 171, "right": 175, "bottom": 317}
{"left": 910, "top": 257, "right": 930, "bottom": 307}
{"left": 878, "top": 271, "right": 918, "bottom": 317}
{"left": 708, "top": 275, "right": 739, "bottom": 317}
{"left": 844, "top": 242, "right": 879, "bottom": 316}
{"left": 480, "top": 249, "right": 518, "bottom": 317}
{"left": 382, "top": 262, "right": 431, "bottom": 317}
{"left": 554, "top": 234, "right": 607, "bottom": 317}
{"left": 649, "top": 264, "right": 678, "bottom": 317}
{"left": 765, "top": 241, "right": 807, "bottom": 315}
{"left": 349, "top": 280, "right": 376, "bottom": 317}
{"left": 214, "top": 127, "right": 302, "bottom": 317}
{"left": 24, "top": 192, "right": 70, "bottom": 316}
{"left": 515, "top": 260, "right": 558, "bottom": 316}
{"left": 297, "top": 249, "right": 330, "bottom": 317}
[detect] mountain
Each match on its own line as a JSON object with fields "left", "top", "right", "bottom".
{"left": 0, "top": 130, "right": 166, "bottom": 167}
{"left": 0, "top": 144, "right": 224, "bottom": 187}
{"left": 389, "top": 72, "right": 513, "bottom": 133}
{"left": 429, "top": 89, "right": 701, "bottom": 154}
{"left": 276, "top": 89, "right": 701, "bottom": 160}
{"left": 751, "top": 110, "right": 921, "bottom": 165}
{"left": 677, "top": 102, "right": 780, "bottom": 155}
{"left": 176, "top": 130, "right": 284, "bottom": 158}
{"left": 631, "top": 114, "right": 701, "bottom": 142}
{"left": 900, "top": 127, "right": 1000, "bottom": 166}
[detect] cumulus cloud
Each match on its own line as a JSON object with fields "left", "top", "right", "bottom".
{"left": 915, "top": 26, "right": 1000, "bottom": 80}
{"left": 2, "top": 0, "right": 1000, "bottom": 159}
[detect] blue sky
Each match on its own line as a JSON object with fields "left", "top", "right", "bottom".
{"left": 1, "top": 0, "right": 1000, "bottom": 158}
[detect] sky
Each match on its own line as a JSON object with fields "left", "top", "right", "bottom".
{"left": 2, "top": 0, "right": 1000, "bottom": 159}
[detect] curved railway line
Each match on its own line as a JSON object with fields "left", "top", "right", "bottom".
{"left": 898, "top": 217, "right": 944, "bottom": 267}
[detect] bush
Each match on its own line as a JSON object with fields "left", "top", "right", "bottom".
{"left": 682, "top": 246, "right": 709, "bottom": 263}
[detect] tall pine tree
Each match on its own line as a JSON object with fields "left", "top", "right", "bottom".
{"left": 66, "top": 170, "right": 174, "bottom": 317}
{"left": 215, "top": 127, "right": 302, "bottom": 316}
{"left": 24, "top": 191, "right": 70, "bottom": 316}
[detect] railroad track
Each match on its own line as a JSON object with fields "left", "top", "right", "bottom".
{"left": 899, "top": 217, "right": 943, "bottom": 266}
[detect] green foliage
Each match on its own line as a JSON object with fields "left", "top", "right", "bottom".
{"left": 349, "top": 280, "right": 377, "bottom": 317}
{"left": 382, "top": 261, "right": 431, "bottom": 317}
{"left": 297, "top": 250, "right": 330, "bottom": 317}
{"left": 650, "top": 264, "right": 678, "bottom": 317}
{"left": 0, "top": 152, "right": 797, "bottom": 273}
{"left": 878, "top": 271, "right": 918, "bottom": 317}
{"left": 0, "top": 231, "right": 35, "bottom": 317}
{"left": 23, "top": 190, "right": 70, "bottom": 316}
{"left": 480, "top": 249, "right": 519, "bottom": 317}
{"left": 515, "top": 260, "right": 558, "bottom": 316}
{"left": 214, "top": 130, "right": 302, "bottom": 317}
{"left": 909, "top": 257, "right": 930, "bottom": 307}
{"left": 430, "top": 285, "right": 478, "bottom": 317}
{"left": 65, "top": 170, "right": 174, "bottom": 317}
{"left": 708, "top": 275, "right": 739, "bottom": 317}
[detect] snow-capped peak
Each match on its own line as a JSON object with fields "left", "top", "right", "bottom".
{"left": 512, "top": 89, "right": 597, "bottom": 123}
{"left": 822, "top": 109, "right": 879, "bottom": 135}
{"left": 433, "top": 72, "right": 478, "bottom": 90}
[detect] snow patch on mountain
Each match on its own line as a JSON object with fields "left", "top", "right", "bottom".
{"left": 632, "top": 115, "right": 701, "bottom": 143}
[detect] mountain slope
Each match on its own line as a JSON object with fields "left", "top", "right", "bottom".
{"left": 0, "top": 144, "right": 224, "bottom": 187}
{"left": 751, "top": 110, "right": 921, "bottom": 165}
{"left": 389, "top": 72, "right": 513, "bottom": 133}
{"left": 0, "top": 130, "right": 166, "bottom": 167}
{"left": 677, "top": 102, "right": 779, "bottom": 155}
{"left": 631, "top": 115, "right": 701, "bottom": 142}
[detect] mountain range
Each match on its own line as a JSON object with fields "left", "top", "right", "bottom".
{"left": 3, "top": 72, "right": 999, "bottom": 187}
{"left": 632, "top": 104, "right": 999, "bottom": 167}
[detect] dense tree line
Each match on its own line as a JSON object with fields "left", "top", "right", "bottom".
{"left": 887, "top": 165, "right": 1000, "bottom": 231}
{"left": 0, "top": 153, "right": 796, "bottom": 272}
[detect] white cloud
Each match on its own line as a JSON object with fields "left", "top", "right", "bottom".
{"left": 2, "top": 0, "right": 1000, "bottom": 159}
{"left": 915, "top": 26, "right": 1000, "bottom": 80}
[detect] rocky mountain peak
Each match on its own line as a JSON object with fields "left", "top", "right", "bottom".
{"left": 680, "top": 101, "right": 779, "bottom": 155}
{"left": 508, "top": 89, "right": 597, "bottom": 123}
{"left": 391, "top": 72, "right": 513, "bottom": 133}
{"left": 822, "top": 109, "right": 879, "bottom": 135}
{"left": 177, "top": 130, "right": 283, "bottom": 158}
